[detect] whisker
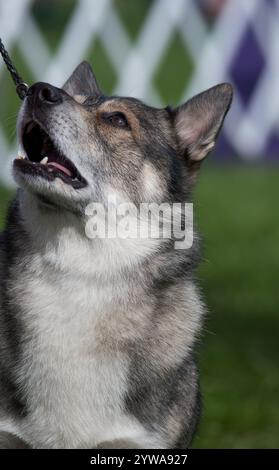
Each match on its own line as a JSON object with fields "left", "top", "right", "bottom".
{"left": 7, "top": 128, "right": 17, "bottom": 141}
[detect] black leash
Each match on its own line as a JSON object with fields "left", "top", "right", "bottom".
{"left": 0, "top": 37, "right": 29, "bottom": 100}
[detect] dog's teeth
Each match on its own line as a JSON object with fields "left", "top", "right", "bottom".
{"left": 40, "top": 156, "right": 48, "bottom": 165}
{"left": 17, "top": 152, "right": 25, "bottom": 160}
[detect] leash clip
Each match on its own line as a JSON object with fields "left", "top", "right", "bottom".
{"left": 16, "top": 82, "right": 29, "bottom": 100}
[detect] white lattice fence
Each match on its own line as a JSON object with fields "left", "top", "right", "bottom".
{"left": 0, "top": 0, "right": 279, "bottom": 187}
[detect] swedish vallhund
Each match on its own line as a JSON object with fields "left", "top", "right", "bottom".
{"left": 0, "top": 61, "right": 233, "bottom": 448}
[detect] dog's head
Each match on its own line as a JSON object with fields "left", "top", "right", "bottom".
{"left": 15, "top": 61, "right": 232, "bottom": 214}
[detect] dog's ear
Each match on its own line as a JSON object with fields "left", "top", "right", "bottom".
{"left": 62, "top": 61, "right": 102, "bottom": 97}
{"left": 172, "top": 83, "right": 233, "bottom": 163}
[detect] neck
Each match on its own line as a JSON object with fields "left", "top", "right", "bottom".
{"left": 17, "top": 191, "right": 160, "bottom": 281}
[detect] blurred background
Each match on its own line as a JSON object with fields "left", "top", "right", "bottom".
{"left": 0, "top": 0, "right": 278, "bottom": 448}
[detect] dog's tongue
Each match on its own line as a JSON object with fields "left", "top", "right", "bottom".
{"left": 48, "top": 162, "right": 72, "bottom": 178}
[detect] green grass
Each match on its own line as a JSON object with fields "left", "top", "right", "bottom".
{"left": 194, "top": 167, "right": 279, "bottom": 448}
{"left": 0, "top": 167, "right": 278, "bottom": 448}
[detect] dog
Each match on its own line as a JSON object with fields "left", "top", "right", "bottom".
{"left": 0, "top": 61, "right": 232, "bottom": 448}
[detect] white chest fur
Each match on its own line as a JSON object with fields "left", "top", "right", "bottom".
{"left": 17, "top": 275, "right": 119, "bottom": 446}
{"left": 8, "top": 199, "right": 166, "bottom": 448}
{"left": 11, "top": 226, "right": 160, "bottom": 448}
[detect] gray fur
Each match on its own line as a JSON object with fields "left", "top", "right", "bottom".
{"left": 0, "top": 62, "right": 232, "bottom": 448}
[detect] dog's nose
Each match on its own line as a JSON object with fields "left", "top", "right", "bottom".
{"left": 27, "top": 82, "right": 63, "bottom": 105}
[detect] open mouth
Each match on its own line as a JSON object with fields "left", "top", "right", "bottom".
{"left": 15, "top": 121, "right": 87, "bottom": 189}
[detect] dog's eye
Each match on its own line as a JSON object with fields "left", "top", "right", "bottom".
{"left": 101, "top": 112, "right": 129, "bottom": 129}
